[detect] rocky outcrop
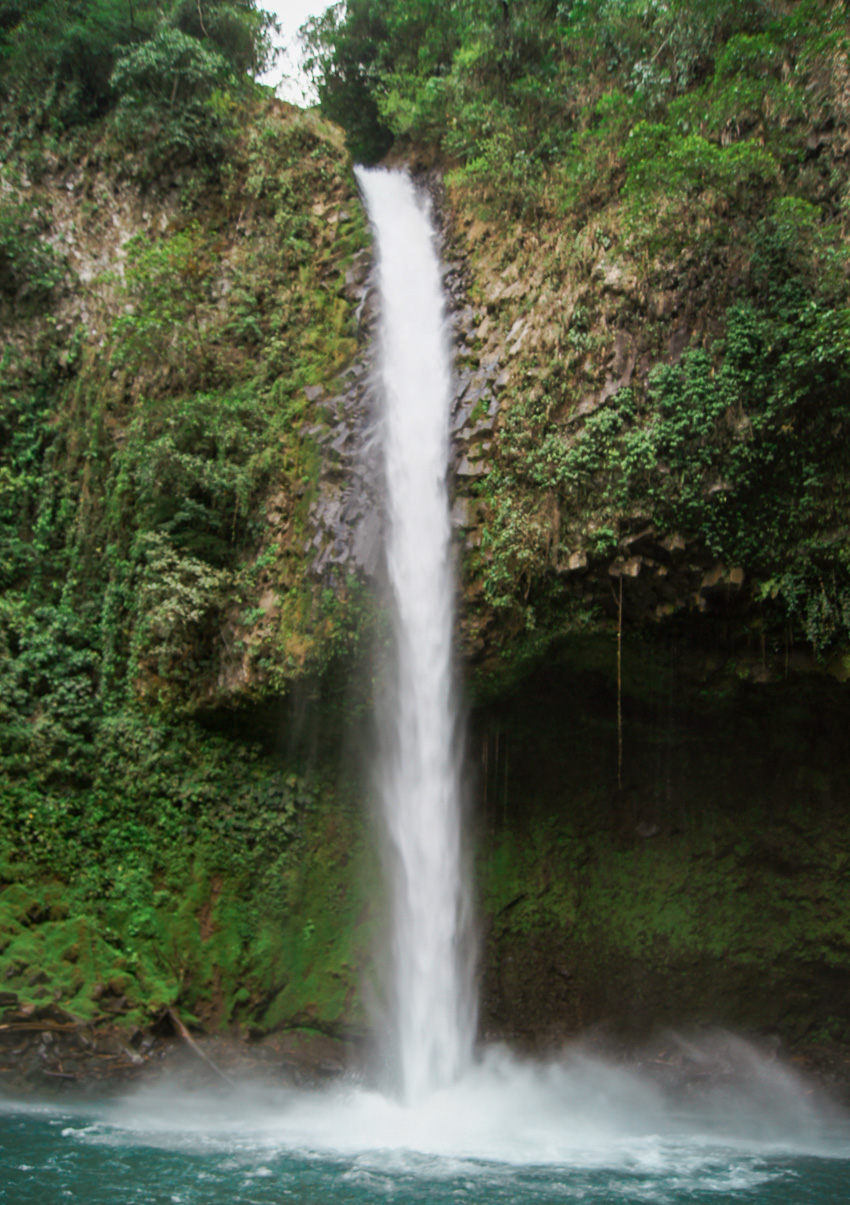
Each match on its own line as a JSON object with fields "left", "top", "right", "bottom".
{"left": 303, "top": 248, "right": 383, "bottom": 582}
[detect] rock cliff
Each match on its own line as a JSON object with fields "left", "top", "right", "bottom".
{"left": 3, "top": 67, "right": 850, "bottom": 1072}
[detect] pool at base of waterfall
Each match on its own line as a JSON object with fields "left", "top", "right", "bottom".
{"left": 2, "top": 1109, "right": 848, "bottom": 1205}
{"left": 3, "top": 1047, "right": 849, "bottom": 1204}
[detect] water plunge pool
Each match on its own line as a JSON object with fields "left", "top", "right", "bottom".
{"left": 3, "top": 1043, "right": 849, "bottom": 1204}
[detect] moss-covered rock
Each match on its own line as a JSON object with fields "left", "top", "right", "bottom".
{"left": 473, "top": 638, "right": 850, "bottom": 1047}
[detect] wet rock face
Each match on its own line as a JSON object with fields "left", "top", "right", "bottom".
{"left": 297, "top": 165, "right": 847, "bottom": 700}
{"left": 560, "top": 526, "right": 747, "bottom": 629}
{"left": 298, "top": 172, "right": 756, "bottom": 672}
{"left": 302, "top": 174, "right": 507, "bottom": 584}
{"left": 0, "top": 1016, "right": 355, "bottom": 1095}
{"left": 300, "top": 248, "right": 383, "bottom": 584}
{"left": 470, "top": 639, "right": 850, "bottom": 1055}
{"left": 449, "top": 326, "right": 502, "bottom": 500}
{"left": 408, "top": 172, "right": 839, "bottom": 678}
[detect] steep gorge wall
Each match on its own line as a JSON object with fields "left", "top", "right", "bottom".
{"left": 439, "top": 181, "right": 850, "bottom": 687}
{"left": 471, "top": 640, "right": 850, "bottom": 1050}
{"left": 431, "top": 158, "right": 850, "bottom": 1051}
{"left": 0, "top": 100, "right": 385, "bottom": 1043}
{"left": 3, "top": 91, "right": 850, "bottom": 1064}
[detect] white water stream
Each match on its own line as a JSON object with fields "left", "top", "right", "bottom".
{"left": 355, "top": 167, "right": 475, "bottom": 1104}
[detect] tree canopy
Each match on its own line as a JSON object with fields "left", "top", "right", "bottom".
{"left": 0, "top": 0, "right": 276, "bottom": 134}
{"left": 302, "top": 0, "right": 844, "bottom": 193}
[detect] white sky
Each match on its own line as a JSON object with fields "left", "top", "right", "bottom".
{"left": 259, "top": 0, "right": 336, "bottom": 105}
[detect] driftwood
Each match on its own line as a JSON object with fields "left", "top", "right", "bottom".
{"left": 166, "top": 1007, "right": 237, "bottom": 1089}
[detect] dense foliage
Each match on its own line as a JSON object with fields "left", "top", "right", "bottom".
{"left": 4, "top": 0, "right": 850, "bottom": 1042}
{"left": 0, "top": 0, "right": 275, "bottom": 165}
{"left": 481, "top": 192, "right": 850, "bottom": 652}
{"left": 304, "top": 0, "right": 844, "bottom": 194}
{"left": 0, "top": 67, "right": 371, "bottom": 1025}
{"left": 306, "top": 0, "right": 850, "bottom": 660}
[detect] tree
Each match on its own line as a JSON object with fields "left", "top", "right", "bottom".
{"left": 0, "top": 0, "right": 275, "bottom": 133}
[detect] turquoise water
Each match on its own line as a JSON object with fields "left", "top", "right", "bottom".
{"left": 2, "top": 1049, "right": 849, "bottom": 1205}
{"left": 1, "top": 1104, "right": 848, "bottom": 1204}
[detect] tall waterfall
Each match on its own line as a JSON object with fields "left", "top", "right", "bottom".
{"left": 356, "top": 167, "right": 475, "bottom": 1104}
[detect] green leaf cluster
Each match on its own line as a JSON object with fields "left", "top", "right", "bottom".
{"left": 0, "top": 0, "right": 275, "bottom": 163}
{"left": 0, "top": 185, "right": 67, "bottom": 311}
{"left": 307, "top": 0, "right": 846, "bottom": 233}
{"left": 480, "top": 194, "right": 850, "bottom": 654}
{"left": 111, "top": 222, "right": 220, "bottom": 380}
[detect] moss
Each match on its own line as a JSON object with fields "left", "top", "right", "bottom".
{"left": 0, "top": 737, "right": 376, "bottom": 1035}
{"left": 259, "top": 803, "right": 377, "bottom": 1035}
{"left": 475, "top": 640, "right": 850, "bottom": 1042}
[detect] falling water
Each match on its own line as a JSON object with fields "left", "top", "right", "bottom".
{"left": 355, "top": 167, "right": 475, "bottom": 1103}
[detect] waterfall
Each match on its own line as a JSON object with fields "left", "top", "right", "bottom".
{"left": 355, "top": 167, "right": 476, "bottom": 1104}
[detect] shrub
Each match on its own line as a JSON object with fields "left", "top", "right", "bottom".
{"left": 111, "top": 26, "right": 236, "bottom": 166}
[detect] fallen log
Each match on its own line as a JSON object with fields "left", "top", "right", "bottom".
{"left": 166, "top": 1007, "right": 237, "bottom": 1089}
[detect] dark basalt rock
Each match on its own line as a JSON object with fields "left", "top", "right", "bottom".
{"left": 303, "top": 271, "right": 383, "bottom": 583}
{"left": 0, "top": 1021, "right": 358, "bottom": 1096}
{"left": 303, "top": 173, "right": 503, "bottom": 584}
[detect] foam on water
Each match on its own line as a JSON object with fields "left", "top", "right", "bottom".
{"left": 11, "top": 1040, "right": 844, "bottom": 1180}
{"left": 3, "top": 1051, "right": 849, "bottom": 1205}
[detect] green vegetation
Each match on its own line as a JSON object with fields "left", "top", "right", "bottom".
{"left": 0, "top": 4, "right": 376, "bottom": 1033}
{"left": 477, "top": 641, "right": 850, "bottom": 1042}
{"left": 0, "top": 106, "right": 369, "bottom": 700}
{"left": 304, "top": 0, "right": 838, "bottom": 195}
{"left": 0, "top": 713, "right": 369, "bottom": 1031}
{"left": 295, "top": 0, "right": 850, "bottom": 663}
{"left": 0, "top": 0, "right": 274, "bottom": 145}
{"left": 0, "top": 189, "right": 67, "bottom": 312}
{"left": 4, "top": 0, "right": 850, "bottom": 1049}
{"left": 482, "top": 193, "right": 850, "bottom": 652}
